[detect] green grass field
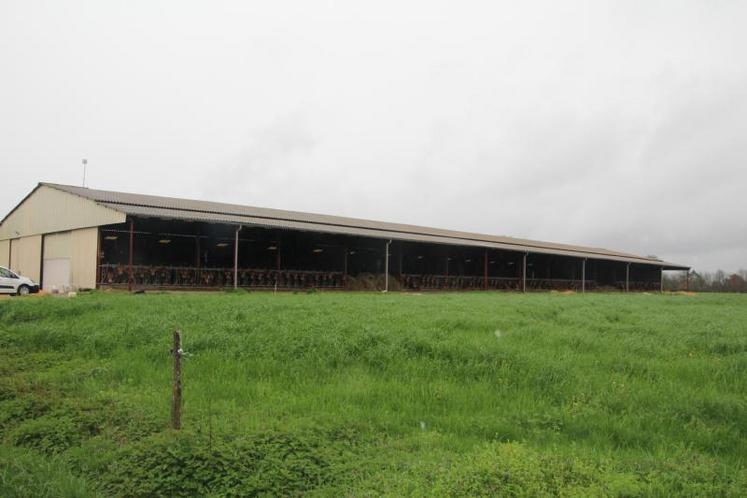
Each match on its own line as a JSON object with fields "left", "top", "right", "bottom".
{"left": 0, "top": 291, "right": 745, "bottom": 497}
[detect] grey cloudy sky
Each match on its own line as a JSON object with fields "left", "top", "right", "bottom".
{"left": 2, "top": 1, "right": 745, "bottom": 272}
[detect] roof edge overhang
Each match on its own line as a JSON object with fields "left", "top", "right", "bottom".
{"left": 115, "top": 207, "right": 689, "bottom": 270}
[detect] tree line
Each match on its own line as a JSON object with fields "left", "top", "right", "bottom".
{"left": 663, "top": 269, "right": 747, "bottom": 292}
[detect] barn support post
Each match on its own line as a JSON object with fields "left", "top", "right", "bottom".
{"left": 384, "top": 240, "right": 391, "bottom": 292}
{"left": 233, "top": 225, "right": 242, "bottom": 290}
{"left": 96, "top": 228, "right": 102, "bottom": 288}
{"left": 625, "top": 263, "right": 630, "bottom": 293}
{"left": 660, "top": 266, "right": 664, "bottom": 293}
{"left": 483, "top": 248, "right": 488, "bottom": 291}
{"left": 581, "top": 258, "right": 586, "bottom": 293}
{"left": 128, "top": 219, "right": 134, "bottom": 292}
{"left": 195, "top": 236, "right": 201, "bottom": 285}
{"left": 274, "top": 242, "right": 281, "bottom": 292}
{"left": 522, "top": 253, "right": 527, "bottom": 293}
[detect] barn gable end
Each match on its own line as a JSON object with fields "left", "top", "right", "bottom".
{"left": 0, "top": 184, "right": 125, "bottom": 241}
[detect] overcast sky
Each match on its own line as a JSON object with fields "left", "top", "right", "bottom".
{"left": 2, "top": 1, "right": 745, "bottom": 272}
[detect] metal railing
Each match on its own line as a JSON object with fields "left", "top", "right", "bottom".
{"left": 614, "top": 280, "right": 661, "bottom": 291}
{"left": 98, "top": 264, "right": 345, "bottom": 289}
{"left": 98, "top": 264, "right": 619, "bottom": 292}
{"left": 525, "top": 278, "right": 594, "bottom": 291}
{"left": 402, "top": 274, "right": 521, "bottom": 290}
{"left": 401, "top": 274, "right": 595, "bottom": 291}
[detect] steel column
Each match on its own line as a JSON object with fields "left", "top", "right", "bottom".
{"left": 233, "top": 225, "right": 242, "bottom": 289}
{"left": 384, "top": 240, "right": 391, "bottom": 292}
{"left": 685, "top": 270, "right": 689, "bottom": 291}
{"left": 96, "top": 228, "right": 102, "bottom": 288}
{"left": 128, "top": 219, "right": 134, "bottom": 292}
{"left": 625, "top": 263, "right": 630, "bottom": 293}
{"left": 522, "top": 253, "right": 527, "bottom": 293}
{"left": 581, "top": 258, "right": 586, "bottom": 293}
{"left": 483, "top": 249, "right": 488, "bottom": 291}
{"left": 195, "top": 236, "right": 201, "bottom": 284}
{"left": 660, "top": 266, "right": 664, "bottom": 293}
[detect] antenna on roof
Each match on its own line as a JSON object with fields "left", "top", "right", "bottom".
{"left": 82, "top": 158, "right": 87, "bottom": 187}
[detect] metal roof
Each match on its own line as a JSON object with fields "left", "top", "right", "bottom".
{"left": 41, "top": 182, "right": 688, "bottom": 269}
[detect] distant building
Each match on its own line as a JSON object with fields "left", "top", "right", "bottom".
{"left": 0, "top": 183, "right": 688, "bottom": 292}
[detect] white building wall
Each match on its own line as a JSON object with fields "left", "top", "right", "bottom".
{"left": 10, "top": 235, "right": 42, "bottom": 283}
{"left": 0, "top": 240, "right": 8, "bottom": 267}
{"left": 0, "top": 185, "right": 124, "bottom": 241}
{"left": 71, "top": 227, "right": 98, "bottom": 290}
{"left": 40, "top": 228, "right": 99, "bottom": 290}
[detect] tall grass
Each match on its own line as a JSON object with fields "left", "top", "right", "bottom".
{"left": 0, "top": 291, "right": 745, "bottom": 496}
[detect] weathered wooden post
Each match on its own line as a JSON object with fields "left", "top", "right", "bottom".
{"left": 172, "top": 330, "right": 183, "bottom": 430}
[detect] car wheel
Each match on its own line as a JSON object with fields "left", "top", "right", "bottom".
{"left": 17, "top": 285, "right": 30, "bottom": 296}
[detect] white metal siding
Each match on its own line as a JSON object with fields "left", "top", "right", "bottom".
{"left": 0, "top": 185, "right": 125, "bottom": 241}
{"left": 43, "top": 258, "right": 71, "bottom": 291}
{"left": 43, "top": 232, "right": 72, "bottom": 291}
{"left": 71, "top": 228, "right": 98, "bottom": 289}
{"left": 43, "top": 232, "right": 72, "bottom": 259}
{"left": 39, "top": 229, "right": 98, "bottom": 290}
{"left": 0, "top": 240, "right": 8, "bottom": 267}
{"left": 10, "top": 235, "right": 42, "bottom": 283}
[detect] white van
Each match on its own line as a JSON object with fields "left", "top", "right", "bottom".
{"left": 0, "top": 266, "right": 40, "bottom": 295}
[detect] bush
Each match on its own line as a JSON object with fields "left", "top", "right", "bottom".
{"left": 100, "top": 430, "right": 349, "bottom": 497}
{"left": 428, "top": 442, "right": 634, "bottom": 497}
{"left": 8, "top": 415, "right": 88, "bottom": 455}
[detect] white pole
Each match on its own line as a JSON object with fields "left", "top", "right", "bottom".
{"left": 384, "top": 240, "right": 390, "bottom": 292}
{"left": 660, "top": 266, "right": 664, "bottom": 293}
{"left": 626, "top": 263, "right": 630, "bottom": 293}
{"left": 82, "top": 158, "right": 87, "bottom": 187}
{"left": 582, "top": 258, "right": 586, "bottom": 293}
{"left": 233, "top": 225, "right": 242, "bottom": 289}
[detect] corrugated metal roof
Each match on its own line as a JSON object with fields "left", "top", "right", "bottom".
{"left": 42, "top": 183, "right": 689, "bottom": 269}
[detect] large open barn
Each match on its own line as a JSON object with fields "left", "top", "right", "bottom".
{"left": 0, "top": 183, "right": 688, "bottom": 292}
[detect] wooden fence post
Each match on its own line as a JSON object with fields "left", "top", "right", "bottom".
{"left": 172, "top": 330, "right": 183, "bottom": 430}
